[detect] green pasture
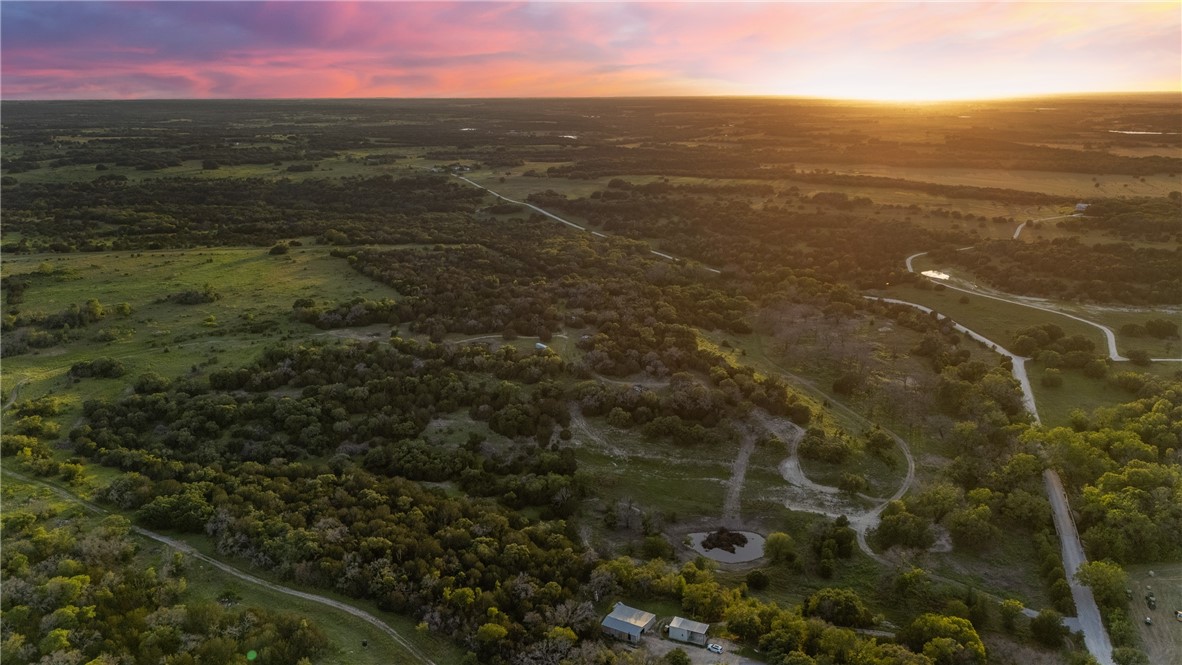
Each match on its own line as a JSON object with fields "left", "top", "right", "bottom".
{"left": 572, "top": 418, "right": 734, "bottom": 523}
{"left": 1, "top": 246, "right": 400, "bottom": 416}
{"left": 908, "top": 255, "right": 1181, "bottom": 360}
{"left": 878, "top": 283, "right": 1105, "bottom": 356}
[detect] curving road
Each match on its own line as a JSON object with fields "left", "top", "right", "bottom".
{"left": 905, "top": 251, "right": 1181, "bottom": 363}
{"left": 0, "top": 468, "right": 438, "bottom": 665}
{"left": 2, "top": 379, "right": 28, "bottom": 412}
{"left": 865, "top": 296, "right": 1040, "bottom": 423}
{"left": 456, "top": 171, "right": 1113, "bottom": 659}
{"left": 749, "top": 351, "right": 917, "bottom": 564}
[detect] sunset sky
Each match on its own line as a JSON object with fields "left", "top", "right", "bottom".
{"left": 3, "top": 1, "right": 1179, "bottom": 101}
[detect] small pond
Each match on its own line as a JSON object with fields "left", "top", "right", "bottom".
{"left": 687, "top": 531, "right": 766, "bottom": 563}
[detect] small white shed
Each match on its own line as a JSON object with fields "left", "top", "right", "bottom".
{"left": 668, "top": 616, "right": 709, "bottom": 645}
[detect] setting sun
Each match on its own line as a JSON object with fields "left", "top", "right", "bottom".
{"left": 2, "top": 1, "right": 1178, "bottom": 100}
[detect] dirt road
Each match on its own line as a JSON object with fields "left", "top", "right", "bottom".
{"left": 900, "top": 246, "right": 1135, "bottom": 665}
{"left": 721, "top": 428, "right": 756, "bottom": 528}
{"left": 903, "top": 250, "right": 1182, "bottom": 363}
{"left": 866, "top": 296, "right": 1040, "bottom": 423}
{"left": 0, "top": 467, "right": 438, "bottom": 665}
{"left": 454, "top": 174, "right": 723, "bottom": 274}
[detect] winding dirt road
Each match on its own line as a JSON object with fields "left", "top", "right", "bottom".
{"left": 452, "top": 171, "right": 1114, "bottom": 659}
{"left": 905, "top": 251, "right": 1181, "bottom": 363}
{"left": 0, "top": 468, "right": 438, "bottom": 665}
{"left": 2, "top": 379, "right": 28, "bottom": 412}
{"left": 747, "top": 354, "right": 918, "bottom": 564}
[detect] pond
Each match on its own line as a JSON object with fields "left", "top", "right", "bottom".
{"left": 687, "top": 531, "right": 766, "bottom": 563}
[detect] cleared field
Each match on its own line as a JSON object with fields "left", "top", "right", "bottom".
{"left": 1029, "top": 367, "right": 1137, "bottom": 427}
{"left": 1125, "top": 563, "right": 1182, "bottom": 665}
{"left": 460, "top": 166, "right": 1059, "bottom": 240}
{"left": 572, "top": 423, "right": 734, "bottom": 523}
{"left": 2, "top": 246, "right": 400, "bottom": 419}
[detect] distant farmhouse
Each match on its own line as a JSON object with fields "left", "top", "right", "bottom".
{"left": 601, "top": 603, "right": 656, "bottom": 643}
{"left": 1075, "top": 202, "right": 1090, "bottom": 213}
{"left": 668, "top": 616, "right": 710, "bottom": 645}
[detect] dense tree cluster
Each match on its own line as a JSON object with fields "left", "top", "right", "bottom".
{"left": 1036, "top": 380, "right": 1182, "bottom": 563}
{"left": 0, "top": 490, "right": 328, "bottom": 665}
{"left": 526, "top": 185, "right": 968, "bottom": 291}
{"left": 1065, "top": 197, "right": 1182, "bottom": 243}
{"left": 930, "top": 238, "right": 1182, "bottom": 305}
{"left": 1, "top": 174, "right": 484, "bottom": 253}
{"left": 291, "top": 296, "right": 399, "bottom": 329}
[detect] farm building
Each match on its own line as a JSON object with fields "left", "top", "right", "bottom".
{"left": 1075, "top": 202, "right": 1090, "bottom": 213}
{"left": 668, "top": 616, "right": 709, "bottom": 645}
{"left": 601, "top": 603, "right": 656, "bottom": 643}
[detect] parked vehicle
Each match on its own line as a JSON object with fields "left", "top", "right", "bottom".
{"left": 707, "top": 643, "right": 723, "bottom": 654}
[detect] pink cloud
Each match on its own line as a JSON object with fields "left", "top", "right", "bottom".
{"left": 2, "top": 2, "right": 1178, "bottom": 100}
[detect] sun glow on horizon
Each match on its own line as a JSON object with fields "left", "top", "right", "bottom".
{"left": 1, "top": 1, "right": 1178, "bottom": 101}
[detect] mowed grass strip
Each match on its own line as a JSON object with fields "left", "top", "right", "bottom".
{"left": 1125, "top": 563, "right": 1182, "bottom": 665}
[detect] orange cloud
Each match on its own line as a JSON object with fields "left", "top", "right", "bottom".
{"left": 2, "top": 2, "right": 1178, "bottom": 100}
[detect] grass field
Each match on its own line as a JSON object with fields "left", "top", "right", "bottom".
{"left": 883, "top": 281, "right": 1108, "bottom": 353}
{"left": 2, "top": 246, "right": 401, "bottom": 424}
{"left": 908, "top": 255, "right": 1182, "bottom": 360}
{"left": 1125, "top": 563, "right": 1182, "bottom": 665}
{"left": 876, "top": 282, "right": 1180, "bottom": 424}
{"left": 573, "top": 420, "right": 734, "bottom": 524}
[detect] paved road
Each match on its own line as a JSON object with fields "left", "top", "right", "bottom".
{"left": 1045, "top": 469, "right": 1115, "bottom": 665}
{"left": 888, "top": 251, "right": 1119, "bottom": 663}
{"left": 1, "top": 468, "right": 438, "bottom": 665}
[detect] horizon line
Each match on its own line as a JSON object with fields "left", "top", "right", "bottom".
{"left": 5, "top": 90, "right": 1181, "bottom": 105}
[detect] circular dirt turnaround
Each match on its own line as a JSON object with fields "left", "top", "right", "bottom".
{"left": 687, "top": 531, "right": 766, "bottom": 563}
